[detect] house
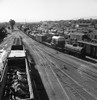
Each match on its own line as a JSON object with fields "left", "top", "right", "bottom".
{"left": 69, "top": 32, "right": 85, "bottom": 41}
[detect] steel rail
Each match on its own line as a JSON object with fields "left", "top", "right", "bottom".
{"left": 32, "top": 44, "right": 97, "bottom": 100}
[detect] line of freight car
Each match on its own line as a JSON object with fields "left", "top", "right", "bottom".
{"left": 1, "top": 44, "right": 34, "bottom": 100}
{"left": 21, "top": 27, "right": 97, "bottom": 59}
{"left": 29, "top": 33, "right": 85, "bottom": 58}
{"left": 43, "top": 42, "right": 85, "bottom": 58}
{"left": 29, "top": 34, "right": 65, "bottom": 50}
{"left": 20, "top": 27, "right": 85, "bottom": 58}
{"left": 64, "top": 43, "right": 85, "bottom": 58}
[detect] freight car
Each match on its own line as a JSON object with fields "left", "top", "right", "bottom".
{"left": 21, "top": 28, "right": 86, "bottom": 58}
{"left": 34, "top": 35, "right": 85, "bottom": 58}
{"left": 78, "top": 40, "right": 97, "bottom": 58}
{"left": 35, "top": 34, "right": 47, "bottom": 42}
{"left": 51, "top": 36, "right": 65, "bottom": 50}
{"left": 11, "top": 37, "right": 24, "bottom": 51}
{"left": 64, "top": 43, "right": 85, "bottom": 58}
{"left": 2, "top": 44, "right": 34, "bottom": 100}
{"left": 13, "top": 37, "right": 23, "bottom": 46}
{"left": 29, "top": 34, "right": 36, "bottom": 40}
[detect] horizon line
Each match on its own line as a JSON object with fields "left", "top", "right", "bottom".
{"left": 0, "top": 16, "right": 97, "bottom": 23}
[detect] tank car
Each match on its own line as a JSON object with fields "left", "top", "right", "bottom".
{"left": 64, "top": 43, "right": 85, "bottom": 58}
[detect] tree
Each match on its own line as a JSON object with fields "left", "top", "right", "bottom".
{"left": 9, "top": 19, "right": 15, "bottom": 30}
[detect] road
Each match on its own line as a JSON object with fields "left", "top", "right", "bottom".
{"left": 1, "top": 30, "right": 97, "bottom": 100}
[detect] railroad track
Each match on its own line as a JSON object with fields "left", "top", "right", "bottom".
{"left": 32, "top": 41, "right": 97, "bottom": 90}
{"left": 21, "top": 31, "right": 97, "bottom": 100}
{"left": 33, "top": 44, "right": 97, "bottom": 100}
{"left": 31, "top": 40, "right": 97, "bottom": 79}
{"left": 23, "top": 40, "right": 97, "bottom": 100}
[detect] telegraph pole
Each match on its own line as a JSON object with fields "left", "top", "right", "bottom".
{"left": 25, "top": 19, "right": 26, "bottom": 26}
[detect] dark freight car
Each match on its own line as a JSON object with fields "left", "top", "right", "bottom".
{"left": 64, "top": 43, "right": 85, "bottom": 58}
{"left": 51, "top": 36, "right": 65, "bottom": 49}
{"left": 2, "top": 44, "right": 34, "bottom": 100}
{"left": 35, "top": 34, "right": 47, "bottom": 42}
{"left": 78, "top": 41, "right": 97, "bottom": 58}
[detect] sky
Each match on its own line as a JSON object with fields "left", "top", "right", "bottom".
{"left": 0, "top": 0, "right": 97, "bottom": 22}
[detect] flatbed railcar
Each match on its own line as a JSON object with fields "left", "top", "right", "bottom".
{"left": 11, "top": 37, "right": 24, "bottom": 51}
{"left": 13, "top": 37, "right": 23, "bottom": 46}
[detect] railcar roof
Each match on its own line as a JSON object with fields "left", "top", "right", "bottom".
{"left": 8, "top": 50, "right": 26, "bottom": 58}
{"left": 52, "top": 36, "right": 65, "bottom": 40}
{"left": 65, "top": 44, "right": 83, "bottom": 51}
{"left": 78, "top": 41, "right": 97, "bottom": 46}
{"left": 36, "top": 34, "right": 46, "bottom": 36}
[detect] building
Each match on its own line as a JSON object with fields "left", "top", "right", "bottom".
{"left": 69, "top": 32, "right": 85, "bottom": 41}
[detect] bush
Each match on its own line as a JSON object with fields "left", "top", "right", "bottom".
{"left": 0, "top": 27, "right": 7, "bottom": 39}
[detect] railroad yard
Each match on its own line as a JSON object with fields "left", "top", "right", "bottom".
{"left": 0, "top": 28, "right": 97, "bottom": 100}
{"left": 0, "top": 0, "right": 97, "bottom": 99}
{"left": 21, "top": 30, "right": 97, "bottom": 100}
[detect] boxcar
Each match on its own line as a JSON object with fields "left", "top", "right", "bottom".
{"left": 35, "top": 34, "right": 46, "bottom": 42}
{"left": 78, "top": 41, "right": 97, "bottom": 58}
{"left": 51, "top": 36, "right": 65, "bottom": 49}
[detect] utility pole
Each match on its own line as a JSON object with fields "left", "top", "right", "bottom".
{"left": 25, "top": 19, "right": 27, "bottom": 26}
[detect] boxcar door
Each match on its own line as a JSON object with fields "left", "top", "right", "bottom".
{"left": 85, "top": 44, "right": 91, "bottom": 56}
{"left": 95, "top": 46, "right": 97, "bottom": 58}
